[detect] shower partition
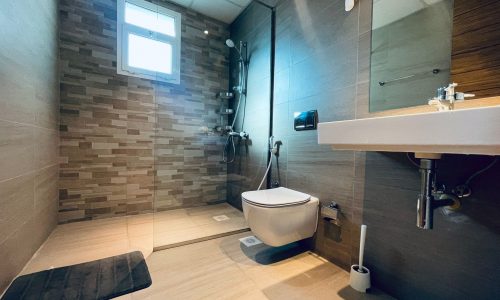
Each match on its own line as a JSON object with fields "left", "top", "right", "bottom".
{"left": 153, "top": 77, "right": 240, "bottom": 249}
{"left": 56, "top": 0, "right": 272, "bottom": 254}
{"left": 151, "top": 2, "right": 268, "bottom": 250}
{"left": 226, "top": 1, "right": 274, "bottom": 210}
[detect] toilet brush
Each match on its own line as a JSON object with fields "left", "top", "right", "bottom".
{"left": 349, "top": 224, "right": 371, "bottom": 292}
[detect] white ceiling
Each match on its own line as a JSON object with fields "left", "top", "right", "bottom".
{"left": 373, "top": 0, "right": 445, "bottom": 29}
{"left": 168, "top": 0, "right": 252, "bottom": 24}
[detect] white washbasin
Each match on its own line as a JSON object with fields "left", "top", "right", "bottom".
{"left": 317, "top": 105, "right": 500, "bottom": 155}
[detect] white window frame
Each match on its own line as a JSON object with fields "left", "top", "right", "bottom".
{"left": 117, "top": 0, "right": 181, "bottom": 84}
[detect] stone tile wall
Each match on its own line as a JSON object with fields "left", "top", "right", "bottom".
{"left": 59, "top": 0, "right": 229, "bottom": 222}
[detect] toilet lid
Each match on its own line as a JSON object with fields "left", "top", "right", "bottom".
{"left": 242, "top": 187, "right": 311, "bottom": 207}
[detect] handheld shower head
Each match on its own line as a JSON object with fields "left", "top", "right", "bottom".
{"left": 225, "top": 38, "right": 247, "bottom": 95}
{"left": 225, "top": 39, "right": 245, "bottom": 60}
{"left": 225, "top": 39, "right": 235, "bottom": 48}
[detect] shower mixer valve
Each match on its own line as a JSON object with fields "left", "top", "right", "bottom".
{"left": 239, "top": 131, "right": 249, "bottom": 139}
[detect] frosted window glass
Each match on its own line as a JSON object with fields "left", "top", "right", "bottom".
{"left": 128, "top": 34, "right": 172, "bottom": 74}
{"left": 125, "top": 2, "right": 176, "bottom": 36}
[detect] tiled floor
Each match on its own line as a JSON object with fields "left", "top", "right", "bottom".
{"left": 117, "top": 232, "right": 392, "bottom": 300}
{"left": 153, "top": 203, "right": 248, "bottom": 249}
{"left": 19, "top": 203, "right": 392, "bottom": 300}
{"left": 22, "top": 203, "right": 248, "bottom": 275}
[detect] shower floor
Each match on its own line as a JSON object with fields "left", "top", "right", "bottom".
{"left": 21, "top": 203, "right": 248, "bottom": 275}
{"left": 153, "top": 203, "right": 249, "bottom": 250}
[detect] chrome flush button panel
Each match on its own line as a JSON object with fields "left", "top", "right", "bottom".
{"left": 294, "top": 110, "right": 318, "bottom": 131}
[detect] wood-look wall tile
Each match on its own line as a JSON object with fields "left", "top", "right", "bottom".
{"left": 357, "top": 31, "right": 371, "bottom": 84}
{"left": 359, "top": 0, "right": 373, "bottom": 35}
{"left": 35, "top": 164, "right": 59, "bottom": 212}
{"left": 0, "top": 120, "right": 35, "bottom": 182}
{"left": 0, "top": 174, "right": 35, "bottom": 245}
{"left": 0, "top": 0, "right": 59, "bottom": 294}
{"left": 0, "top": 202, "right": 57, "bottom": 293}
{"left": 0, "top": 76, "right": 36, "bottom": 125}
{"left": 451, "top": 0, "right": 500, "bottom": 97}
{"left": 355, "top": 81, "right": 370, "bottom": 118}
{"left": 35, "top": 128, "right": 59, "bottom": 169}
{"left": 289, "top": 37, "right": 358, "bottom": 101}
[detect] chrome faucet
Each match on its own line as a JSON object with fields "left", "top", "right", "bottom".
{"left": 428, "top": 83, "right": 475, "bottom": 111}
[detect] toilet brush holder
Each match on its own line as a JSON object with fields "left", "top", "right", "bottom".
{"left": 349, "top": 264, "right": 371, "bottom": 292}
{"left": 350, "top": 224, "right": 370, "bottom": 293}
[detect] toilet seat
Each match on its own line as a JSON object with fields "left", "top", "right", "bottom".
{"left": 242, "top": 187, "right": 311, "bottom": 208}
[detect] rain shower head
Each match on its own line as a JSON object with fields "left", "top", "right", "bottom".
{"left": 225, "top": 39, "right": 235, "bottom": 48}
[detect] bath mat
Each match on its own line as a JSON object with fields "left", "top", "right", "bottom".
{"left": 2, "top": 251, "right": 151, "bottom": 300}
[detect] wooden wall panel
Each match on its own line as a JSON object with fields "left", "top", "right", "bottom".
{"left": 451, "top": 0, "right": 500, "bottom": 97}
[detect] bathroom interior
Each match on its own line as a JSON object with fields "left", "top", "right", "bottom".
{"left": 1, "top": 0, "right": 499, "bottom": 299}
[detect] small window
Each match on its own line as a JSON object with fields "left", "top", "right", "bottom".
{"left": 117, "top": 0, "right": 181, "bottom": 84}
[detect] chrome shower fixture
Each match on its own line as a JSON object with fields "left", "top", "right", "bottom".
{"left": 218, "top": 91, "right": 234, "bottom": 99}
{"left": 221, "top": 38, "right": 248, "bottom": 163}
{"left": 225, "top": 38, "right": 247, "bottom": 95}
{"left": 225, "top": 39, "right": 235, "bottom": 48}
{"left": 225, "top": 38, "right": 246, "bottom": 61}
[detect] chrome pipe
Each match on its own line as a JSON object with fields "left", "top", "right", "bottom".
{"left": 417, "top": 159, "right": 436, "bottom": 229}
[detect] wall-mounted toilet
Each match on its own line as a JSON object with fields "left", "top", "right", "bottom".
{"left": 241, "top": 187, "right": 319, "bottom": 247}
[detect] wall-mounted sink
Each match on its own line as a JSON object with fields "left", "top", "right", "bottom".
{"left": 318, "top": 105, "right": 500, "bottom": 156}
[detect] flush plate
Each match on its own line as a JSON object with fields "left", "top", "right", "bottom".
{"left": 294, "top": 110, "right": 318, "bottom": 131}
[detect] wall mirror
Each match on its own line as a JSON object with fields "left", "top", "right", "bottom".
{"left": 369, "top": 0, "right": 453, "bottom": 112}
{"left": 369, "top": 0, "right": 500, "bottom": 112}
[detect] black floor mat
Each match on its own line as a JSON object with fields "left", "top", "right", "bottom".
{"left": 2, "top": 251, "right": 152, "bottom": 300}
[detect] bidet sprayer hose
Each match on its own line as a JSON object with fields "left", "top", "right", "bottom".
{"left": 257, "top": 136, "right": 281, "bottom": 190}
{"left": 258, "top": 157, "right": 273, "bottom": 191}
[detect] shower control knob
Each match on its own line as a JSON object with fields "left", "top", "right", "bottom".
{"left": 328, "top": 201, "right": 339, "bottom": 209}
{"left": 239, "top": 131, "right": 249, "bottom": 139}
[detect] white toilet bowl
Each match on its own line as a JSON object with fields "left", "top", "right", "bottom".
{"left": 241, "top": 187, "right": 319, "bottom": 247}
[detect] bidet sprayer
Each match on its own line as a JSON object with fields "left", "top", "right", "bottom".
{"left": 269, "top": 136, "right": 282, "bottom": 156}
{"left": 272, "top": 140, "right": 282, "bottom": 156}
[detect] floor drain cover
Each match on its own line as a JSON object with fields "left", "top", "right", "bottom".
{"left": 212, "top": 215, "right": 230, "bottom": 221}
{"left": 239, "top": 236, "right": 263, "bottom": 247}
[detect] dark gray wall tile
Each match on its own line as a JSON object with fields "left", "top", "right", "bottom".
{"left": 269, "top": 1, "right": 500, "bottom": 299}
{"left": 361, "top": 153, "right": 500, "bottom": 299}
